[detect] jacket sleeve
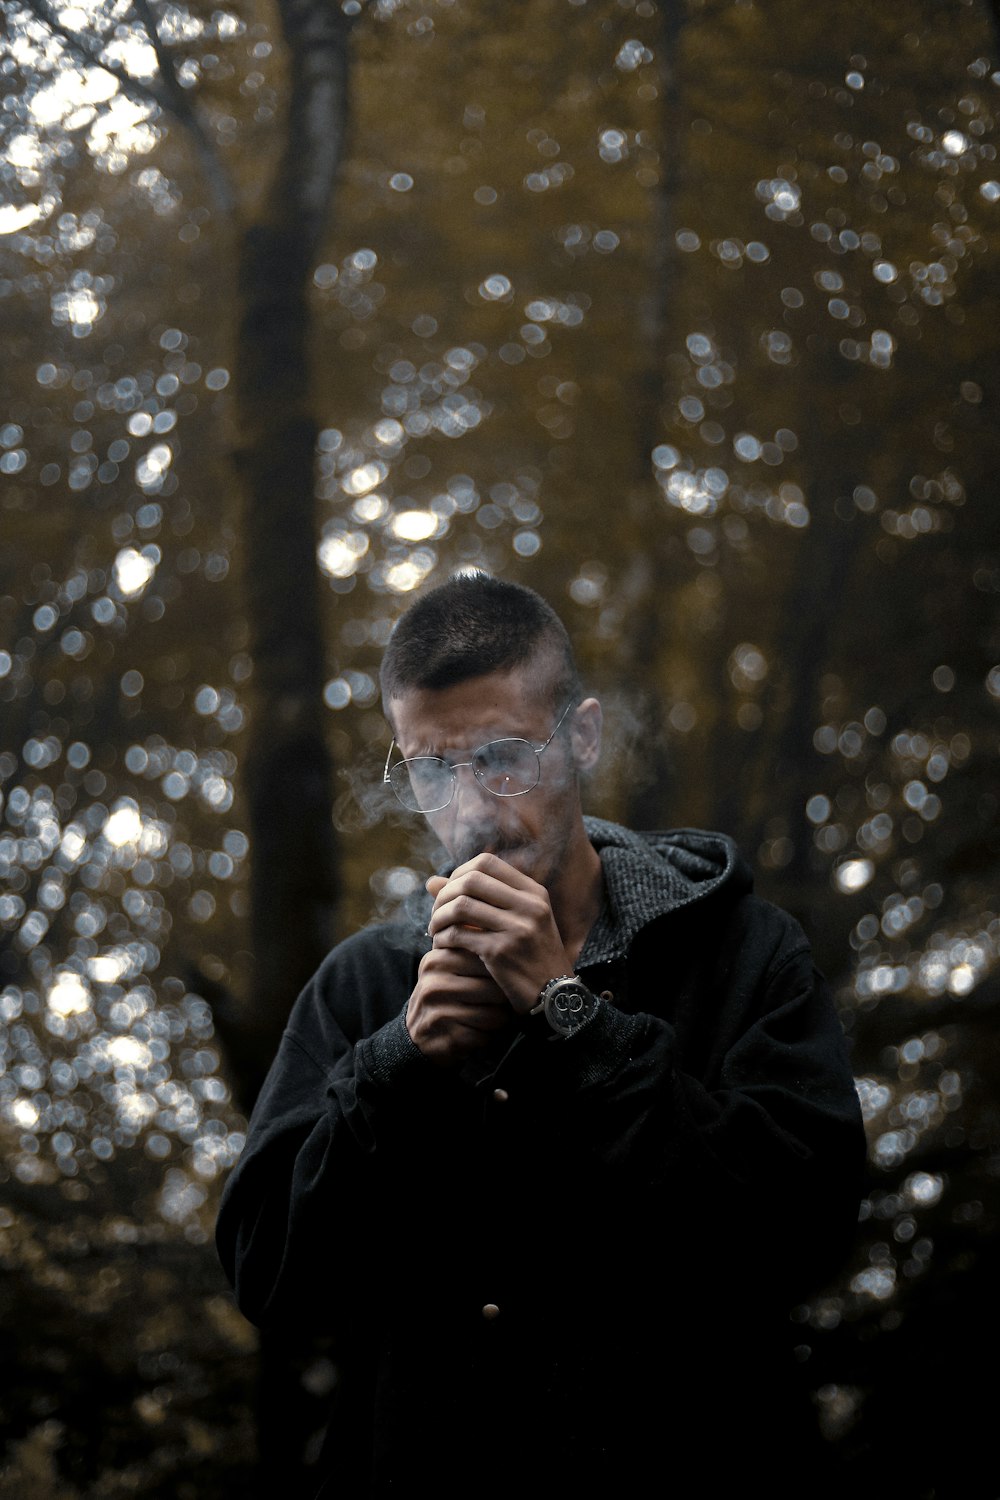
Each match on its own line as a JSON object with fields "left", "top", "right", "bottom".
{"left": 509, "top": 908, "right": 865, "bottom": 1294}
{"left": 214, "top": 934, "right": 454, "bottom": 1330}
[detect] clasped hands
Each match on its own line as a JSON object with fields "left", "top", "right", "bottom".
{"left": 405, "top": 853, "right": 572, "bottom": 1066}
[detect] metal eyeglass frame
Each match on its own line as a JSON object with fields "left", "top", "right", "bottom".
{"left": 383, "top": 698, "right": 578, "bottom": 813}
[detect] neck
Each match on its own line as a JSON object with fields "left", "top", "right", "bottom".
{"left": 549, "top": 818, "right": 604, "bottom": 965}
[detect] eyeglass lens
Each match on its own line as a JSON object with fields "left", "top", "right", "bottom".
{"left": 389, "top": 738, "right": 541, "bottom": 812}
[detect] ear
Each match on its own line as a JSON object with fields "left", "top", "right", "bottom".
{"left": 570, "top": 697, "right": 602, "bottom": 774}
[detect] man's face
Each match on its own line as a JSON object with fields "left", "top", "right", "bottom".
{"left": 389, "top": 665, "right": 591, "bottom": 890}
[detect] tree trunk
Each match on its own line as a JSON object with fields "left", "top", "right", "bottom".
{"left": 227, "top": 0, "right": 357, "bottom": 1104}
{"left": 620, "top": 0, "right": 690, "bottom": 833}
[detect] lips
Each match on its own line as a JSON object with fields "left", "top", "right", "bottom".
{"left": 454, "top": 831, "right": 528, "bottom": 865}
{"left": 486, "top": 844, "right": 534, "bottom": 873}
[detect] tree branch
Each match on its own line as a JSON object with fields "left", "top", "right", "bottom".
{"left": 18, "top": 0, "right": 235, "bottom": 219}
{"left": 19, "top": 0, "right": 170, "bottom": 112}
{"left": 129, "top": 0, "right": 236, "bottom": 218}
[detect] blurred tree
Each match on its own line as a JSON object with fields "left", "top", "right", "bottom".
{"left": 231, "top": 0, "right": 352, "bottom": 1094}
{"left": 13, "top": 0, "right": 357, "bottom": 1102}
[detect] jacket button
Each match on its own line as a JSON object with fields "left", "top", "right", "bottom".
{"left": 600, "top": 990, "right": 614, "bottom": 1002}
{"left": 482, "top": 1303, "right": 500, "bottom": 1320}
{"left": 492, "top": 1088, "right": 509, "bottom": 1103}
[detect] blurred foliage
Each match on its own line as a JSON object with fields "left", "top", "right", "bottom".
{"left": 1, "top": 0, "right": 1000, "bottom": 1494}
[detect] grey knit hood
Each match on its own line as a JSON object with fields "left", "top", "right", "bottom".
{"left": 578, "top": 816, "right": 752, "bottom": 968}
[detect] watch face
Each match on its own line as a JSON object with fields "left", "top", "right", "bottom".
{"left": 545, "top": 982, "right": 596, "bottom": 1034}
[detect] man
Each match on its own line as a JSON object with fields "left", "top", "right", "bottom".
{"left": 217, "top": 572, "right": 864, "bottom": 1498}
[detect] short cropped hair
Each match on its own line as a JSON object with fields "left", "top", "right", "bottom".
{"left": 380, "top": 571, "right": 581, "bottom": 710}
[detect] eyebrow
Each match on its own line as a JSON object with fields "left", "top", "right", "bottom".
{"left": 408, "top": 727, "right": 532, "bottom": 760}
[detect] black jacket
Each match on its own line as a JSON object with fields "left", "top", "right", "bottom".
{"left": 217, "top": 820, "right": 865, "bottom": 1496}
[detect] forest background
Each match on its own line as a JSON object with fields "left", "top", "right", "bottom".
{"left": 1, "top": 0, "right": 999, "bottom": 1494}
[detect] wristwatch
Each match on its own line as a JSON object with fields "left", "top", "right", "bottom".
{"left": 530, "top": 974, "right": 600, "bottom": 1039}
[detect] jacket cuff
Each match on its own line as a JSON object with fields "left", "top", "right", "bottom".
{"left": 359, "top": 1008, "right": 432, "bottom": 1089}
{"left": 539, "top": 998, "right": 649, "bottom": 1087}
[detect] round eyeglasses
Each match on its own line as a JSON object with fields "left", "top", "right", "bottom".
{"left": 383, "top": 699, "right": 577, "bottom": 814}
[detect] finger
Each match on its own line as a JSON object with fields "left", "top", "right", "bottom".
{"left": 416, "top": 951, "right": 508, "bottom": 1002}
{"left": 430, "top": 922, "right": 491, "bottom": 959}
{"left": 414, "top": 998, "right": 511, "bottom": 1033}
{"left": 406, "top": 1004, "right": 510, "bottom": 1062}
{"left": 428, "top": 971, "right": 508, "bottom": 1005}
{"left": 445, "top": 852, "right": 539, "bottom": 894}
{"left": 430, "top": 867, "right": 541, "bottom": 923}
{"left": 425, "top": 875, "right": 448, "bottom": 898}
{"left": 450, "top": 1006, "right": 511, "bottom": 1032}
{"left": 420, "top": 946, "right": 491, "bottom": 978}
{"left": 431, "top": 878, "right": 513, "bottom": 918}
{"left": 428, "top": 892, "right": 512, "bottom": 937}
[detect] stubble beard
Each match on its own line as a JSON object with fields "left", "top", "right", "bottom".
{"left": 450, "top": 817, "right": 574, "bottom": 895}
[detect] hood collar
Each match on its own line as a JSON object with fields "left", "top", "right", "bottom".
{"left": 578, "top": 817, "right": 750, "bottom": 968}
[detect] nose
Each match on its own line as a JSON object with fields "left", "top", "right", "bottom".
{"left": 450, "top": 762, "right": 495, "bottom": 815}
{"left": 446, "top": 765, "right": 502, "bottom": 847}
